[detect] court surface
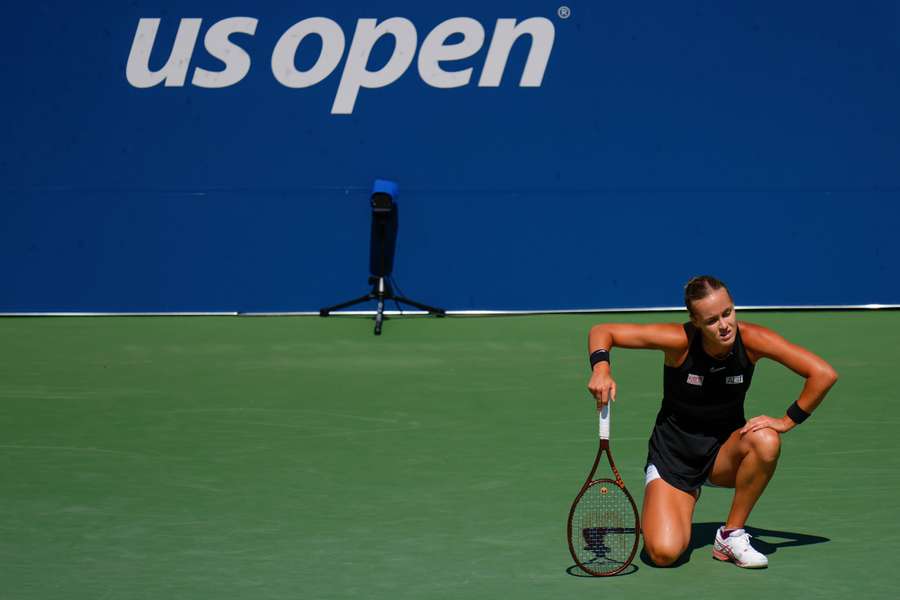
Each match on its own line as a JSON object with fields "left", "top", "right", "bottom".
{"left": 1, "top": 311, "right": 897, "bottom": 599}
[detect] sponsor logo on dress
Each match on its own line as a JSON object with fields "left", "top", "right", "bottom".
{"left": 726, "top": 375, "right": 744, "bottom": 384}
{"left": 687, "top": 374, "right": 704, "bottom": 386}
{"left": 710, "top": 366, "right": 726, "bottom": 373}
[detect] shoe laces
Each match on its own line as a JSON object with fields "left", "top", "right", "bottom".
{"left": 726, "top": 529, "right": 757, "bottom": 554}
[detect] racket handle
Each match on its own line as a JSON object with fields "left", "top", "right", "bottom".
{"left": 598, "top": 402, "right": 610, "bottom": 440}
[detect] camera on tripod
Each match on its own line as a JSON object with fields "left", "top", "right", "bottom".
{"left": 319, "top": 179, "right": 444, "bottom": 335}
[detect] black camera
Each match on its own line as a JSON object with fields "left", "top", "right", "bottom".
{"left": 319, "top": 179, "right": 444, "bottom": 334}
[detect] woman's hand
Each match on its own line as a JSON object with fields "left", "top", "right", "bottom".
{"left": 740, "top": 414, "right": 795, "bottom": 436}
{"left": 587, "top": 365, "right": 617, "bottom": 407}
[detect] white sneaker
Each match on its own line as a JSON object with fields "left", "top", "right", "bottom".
{"left": 713, "top": 527, "right": 768, "bottom": 568}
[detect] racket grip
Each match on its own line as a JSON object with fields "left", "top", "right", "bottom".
{"left": 598, "top": 402, "right": 610, "bottom": 440}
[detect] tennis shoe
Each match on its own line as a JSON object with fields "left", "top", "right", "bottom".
{"left": 713, "top": 527, "right": 768, "bottom": 568}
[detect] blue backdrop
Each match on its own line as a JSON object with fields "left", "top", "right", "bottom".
{"left": 2, "top": 1, "right": 898, "bottom": 311}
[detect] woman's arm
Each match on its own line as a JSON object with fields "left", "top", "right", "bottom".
{"left": 589, "top": 322, "right": 689, "bottom": 355}
{"left": 739, "top": 321, "right": 839, "bottom": 434}
{"left": 587, "top": 323, "right": 688, "bottom": 406}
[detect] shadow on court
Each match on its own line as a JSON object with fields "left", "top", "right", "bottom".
{"left": 639, "top": 522, "right": 831, "bottom": 568}
{"left": 565, "top": 563, "right": 639, "bottom": 578}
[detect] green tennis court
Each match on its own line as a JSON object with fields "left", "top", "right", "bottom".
{"left": 1, "top": 312, "right": 897, "bottom": 598}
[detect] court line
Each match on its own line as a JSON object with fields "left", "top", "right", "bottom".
{"left": 4, "top": 304, "right": 899, "bottom": 317}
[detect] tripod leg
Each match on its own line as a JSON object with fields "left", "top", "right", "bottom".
{"left": 392, "top": 295, "right": 446, "bottom": 316}
{"left": 319, "top": 294, "right": 375, "bottom": 316}
{"left": 374, "top": 297, "right": 384, "bottom": 335}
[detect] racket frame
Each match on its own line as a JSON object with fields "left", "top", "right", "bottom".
{"left": 566, "top": 404, "right": 641, "bottom": 577}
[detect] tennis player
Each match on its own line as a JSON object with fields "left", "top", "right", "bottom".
{"left": 586, "top": 275, "right": 838, "bottom": 568}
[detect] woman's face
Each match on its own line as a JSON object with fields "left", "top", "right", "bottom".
{"left": 690, "top": 288, "right": 737, "bottom": 349}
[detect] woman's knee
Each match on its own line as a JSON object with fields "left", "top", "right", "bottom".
{"left": 747, "top": 427, "right": 781, "bottom": 463}
{"left": 643, "top": 537, "right": 688, "bottom": 567}
{"left": 640, "top": 478, "right": 695, "bottom": 566}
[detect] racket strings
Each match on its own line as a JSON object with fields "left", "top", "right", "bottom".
{"left": 570, "top": 482, "right": 637, "bottom": 574}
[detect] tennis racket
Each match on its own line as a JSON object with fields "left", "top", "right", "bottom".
{"left": 566, "top": 402, "right": 640, "bottom": 576}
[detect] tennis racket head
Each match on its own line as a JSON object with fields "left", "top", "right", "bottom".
{"left": 567, "top": 477, "right": 640, "bottom": 576}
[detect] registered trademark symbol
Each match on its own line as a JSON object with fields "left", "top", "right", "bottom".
{"left": 558, "top": 6, "right": 571, "bottom": 19}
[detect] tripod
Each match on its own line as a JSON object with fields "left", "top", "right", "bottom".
{"left": 319, "top": 276, "right": 445, "bottom": 335}
{"left": 319, "top": 179, "right": 444, "bottom": 335}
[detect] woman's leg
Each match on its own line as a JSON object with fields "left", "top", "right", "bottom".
{"left": 708, "top": 428, "right": 781, "bottom": 529}
{"left": 641, "top": 477, "right": 698, "bottom": 566}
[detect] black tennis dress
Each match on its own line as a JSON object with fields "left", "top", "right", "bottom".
{"left": 646, "top": 322, "right": 755, "bottom": 492}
